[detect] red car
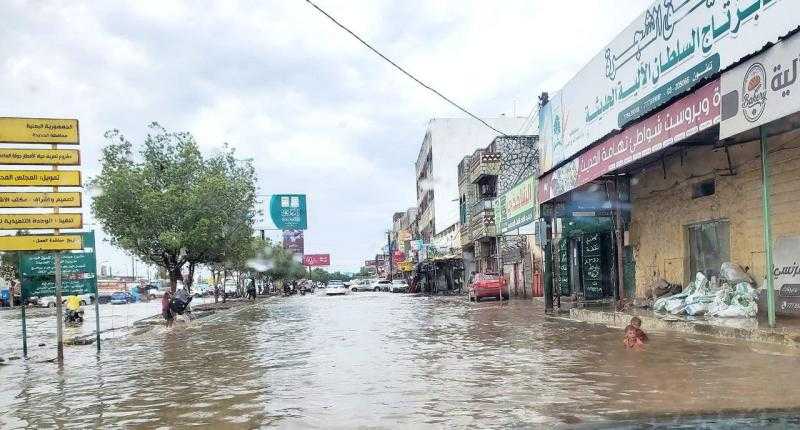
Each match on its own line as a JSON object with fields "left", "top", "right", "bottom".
{"left": 468, "top": 273, "right": 509, "bottom": 302}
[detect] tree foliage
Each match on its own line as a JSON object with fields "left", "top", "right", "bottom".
{"left": 91, "top": 123, "right": 257, "bottom": 291}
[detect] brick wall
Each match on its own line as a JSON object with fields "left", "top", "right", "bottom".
{"left": 629, "top": 128, "right": 800, "bottom": 297}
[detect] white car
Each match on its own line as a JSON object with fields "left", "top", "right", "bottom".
{"left": 325, "top": 280, "right": 348, "bottom": 296}
{"left": 37, "top": 293, "right": 94, "bottom": 307}
{"left": 389, "top": 279, "right": 409, "bottom": 293}
{"left": 371, "top": 279, "right": 392, "bottom": 292}
{"left": 349, "top": 279, "right": 371, "bottom": 292}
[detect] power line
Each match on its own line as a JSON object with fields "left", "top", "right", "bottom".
{"left": 304, "top": 0, "right": 509, "bottom": 137}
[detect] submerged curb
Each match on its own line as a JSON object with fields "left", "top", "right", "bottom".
{"left": 569, "top": 308, "right": 800, "bottom": 348}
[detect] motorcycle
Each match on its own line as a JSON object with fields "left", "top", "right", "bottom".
{"left": 64, "top": 309, "right": 84, "bottom": 326}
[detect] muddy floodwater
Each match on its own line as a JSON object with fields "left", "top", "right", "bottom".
{"left": 3, "top": 293, "right": 800, "bottom": 428}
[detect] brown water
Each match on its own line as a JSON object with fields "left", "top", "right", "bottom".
{"left": 2, "top": 293, "right": 800, "bottom": 428}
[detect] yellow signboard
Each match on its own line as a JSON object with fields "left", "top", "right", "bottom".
{"left": 0, "top": 118, "right": 79, "bottom": 145}
{"left": 0, "top": 234, "right": 82, "bottom": 251}
{"left": 0, "top": 192, "right": 81, "bottom": 208}
{"left": 0, "top": 149, "right": 80, "bottom": 165}
{"left": 398, "top": 261, "right": 414, "bottom": 272}
{"left": 0, "top": 213, "right": 82, "bottom": 230}
{"left": 0, "top": 170, "right": 81, "bottom": 187}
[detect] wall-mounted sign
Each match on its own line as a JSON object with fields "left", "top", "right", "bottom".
{"left": 0, "top": 213, "right": 82, "bottom": 230}
{"left": 0, "top": 170, "right": 81, "bottom": 187}
{"left": 539, "top": 79, "right": 721, "bottom": 203}
{"left": 538, "top": 0, "right": 800, "bottom": 173}
{"left": 303, "top": 254, "right": 331, "bottom": 266}
{"left": 0, "top": 148, "right": 80, "bottom": 165}
{"left": 495, "top": 175, "right": 537, "bottom": 234}
{"left": 720, "top": 32, "right": 800, "bottom": 139}
{"left": 0, "top": 234, "right": 82, "bottom": 251}
{"left": 0, "top": 192, "right": 81, "bottom": 208}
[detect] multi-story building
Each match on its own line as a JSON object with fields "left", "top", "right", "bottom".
{"left": 459, "top": 135, "right": 540, "bottom": 296}
{"left": 414, "top": 117, "right": 528, "bottom": 243}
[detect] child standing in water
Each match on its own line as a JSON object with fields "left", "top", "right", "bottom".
{"left": 623, "top": 316, "right": 648, "bottom": 349}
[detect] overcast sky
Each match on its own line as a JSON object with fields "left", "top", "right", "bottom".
{"left": 1, "top": 0, "right": 650, "bottom": 274}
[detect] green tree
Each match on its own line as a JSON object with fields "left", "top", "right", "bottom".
{"left": 91, "top": 123, "right": 257, "bottom": 292}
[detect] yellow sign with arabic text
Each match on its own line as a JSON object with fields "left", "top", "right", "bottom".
{"left": 0, "top": 149, "right": 80, "bottom": 165}
{"left": 0, "top": 213, "right": 82, "bottom": 230}
{"left": 0, "top": 170, "right": 81, "bottom": 187}
{"left": 398, "top": 261, "right": 413, "bottom": 272}
{"left": 0, "top": 234, "right": 82, "bottom": 251}
{"left": 0, "top": 118, "right": 79, "bottom": 144}
{"left": 0, "top": 192, "right": 81, "bottom": 208}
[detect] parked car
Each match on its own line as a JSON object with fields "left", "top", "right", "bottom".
{"left": 109, "top": 291, "right": 130, "bottom": 305}
{"left": 325, "top": 280, "right": 348, "bottom": 296}
{"left": 468, "top": 273, "right": 509, "bottom": 302}
{"left": 349, "top": 279, "right": 371, "bottom": 292}
{"left": 193, "top": 283, "right": 212, "bottom": 297}
{"left": 389, "top": 279, "right": 409, "bottom": 293}
{"left": 37, "top": 293, "right": 95, "bottom": 308}
{"left": 372, "top": 279, "right": 392, "bottom": 292}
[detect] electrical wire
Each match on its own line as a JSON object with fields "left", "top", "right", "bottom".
{"left": 304, "top": 0, "right": 509, "bottom": 137}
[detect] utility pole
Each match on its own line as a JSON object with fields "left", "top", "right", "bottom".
{"left": 387, "top": 230, "right": 393, "bottom": 281}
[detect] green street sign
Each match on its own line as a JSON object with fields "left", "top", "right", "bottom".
{"left": 21, "top": 252, "right": 96, "bottom": 276}
{"left": 22, "top": 276, "right": 96, "bottom": 297}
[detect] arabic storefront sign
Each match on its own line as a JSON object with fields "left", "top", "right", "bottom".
{"left": 771, "top": 236, "right": 800, "bottom": 315}
{"left": 0, "top": 170, "right": 81, "bottom": 187}
{"left": 495, "top": 176, "right": 537, "bottom": 234}
{"left": 720, "top": 32, "right": 800, "bottom": 139}
{"left": 282, "top": 229, "right": 304, "bottom": 255}
{"left": 538, "top": 0, "right": 799, "bottom": 173}
{"left": 0, "top": 234, "right": 82, "bottom": 251}
{"left": 0, "top": 149, "right": 80, "bottom": 165}
{"left": 0, "top": 213, "right": 82, "bottom": 230}
{"left": 0, "top": 117, "right": 79, "bottom": 145}
{"left": 398, "top": 261, "right": 413, "bottom": 272}
{"left": 0, "top": 192, "right": 81, "bottom": 208}
{"left": 303, "top": 254, "right": 331, "bottom": 267}
{"left": 21, "top": 252, "right": 96, "bottom": 276}
{"left": 539, "top": 79, "right": 721, "bottom": 203}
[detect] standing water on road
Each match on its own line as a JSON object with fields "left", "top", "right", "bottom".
{"left": 2, "top": 294, "right": 800, "bottom": 428}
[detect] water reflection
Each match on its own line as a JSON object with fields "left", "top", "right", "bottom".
{"left": 2, "top": 294, "right": 800, "bottom": 428}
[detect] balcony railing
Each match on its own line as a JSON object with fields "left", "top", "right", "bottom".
{"left": 469, "top": 151, "right": 501, "bottom": 184}
{"left": 470, "top": 205, "right": 496, "bottom": 241}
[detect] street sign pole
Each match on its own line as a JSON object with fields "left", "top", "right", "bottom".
{"left": 94, "top": 285, "right": 100, "bottom": 352}
{"left": 21, "top": 296, "right": 28, "bottom": 358}
{"left": 52, "top": 143, "right": 64, "bottom": 364}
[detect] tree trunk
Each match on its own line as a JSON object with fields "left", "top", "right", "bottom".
{"left": 185, "top": 262, "right": 196, "bottom": 293}
{"left": 222, "top": 269, "right": 227, "bottom": 303}
{"left": 168, "top": 266, "right": 182, "bottom": 293}
{"left": 212, "top": 269, "right": 220, "bottom": 304}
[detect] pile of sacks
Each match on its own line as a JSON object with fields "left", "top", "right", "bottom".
{"left": 653, "top": 263, "right": 758, "bottom": 318}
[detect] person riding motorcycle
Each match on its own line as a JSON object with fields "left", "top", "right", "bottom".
{"left": 65, "top": 295, "right": 84, "bottom": 324}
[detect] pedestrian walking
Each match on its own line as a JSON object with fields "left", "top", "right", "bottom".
{"left": 162, "top": 291, "right": 174, "bottom": 327}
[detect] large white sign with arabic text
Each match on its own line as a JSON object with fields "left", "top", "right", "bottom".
{"left": 720, "top": 32, "right": 800, "bottom": 138}
{"left": 539, "top": 0, "right": 800, "bottom": 173}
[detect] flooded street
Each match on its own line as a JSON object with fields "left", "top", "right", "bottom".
{"left": 3, "top": 293, "right": 800, "bottom": 428}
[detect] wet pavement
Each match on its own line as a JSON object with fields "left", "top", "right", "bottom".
{"left": 2, "top": 292, "right": 800, "bottom": 428}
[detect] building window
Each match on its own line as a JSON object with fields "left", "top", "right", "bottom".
{"left": 686, "top": 220, "right": 730, "bottom": 280}
{"left": 692, "top": 178, "right": 715, "bottom": 199}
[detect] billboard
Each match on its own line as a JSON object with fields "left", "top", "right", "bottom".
{"left": 255, "top": 194, "right": 307, "bottom": 230}
{"left": 539, "top": 0, "right": 800, "bottom": 173}
{"left": 720, "top": 32, "right": 800, "bottom": 139}
{"left": 303, "top": 254, "right": 331, "bottom": 267}
{"left": 282, "top": 229, "right": 304, "bottom": 255}
{"left": 539, "top": 79, "right": 721, "bottom": 203}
